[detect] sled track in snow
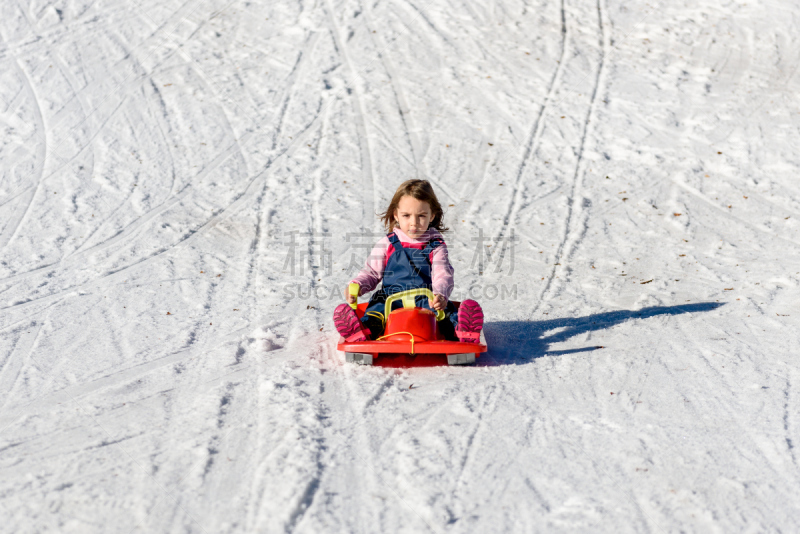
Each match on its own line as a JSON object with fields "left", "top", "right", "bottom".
{"left": 448, "top": 384, "right": 500, "bottom": 518}
{"left": 495, "top": 0, "right": 568, "bottom": 245}
{"left": 0, "top": 60, "right": 48, "bottom": 255}
{"left": 361, "top": 0, "right": 422, "bottom": 175}
{"left": 364, "top": 0, "right": 462, "bottom": 208}
{"left": 0, "top": 85, "right": 324, "bottom": 314}
{"left": 459, "top": 0, "right": 568, "bottom": 266}
{"left": 0, "top": 324, "right": 255, "bottom": 433}
{"left": 0, "top": 0, "right": 241, "bottom": 284}
{"left": 63, "top": 28, "right": 320, "bottom": 263}
{"left": 0, "top": 0, "right": 218, "bottom": 212}
{"left": 676, "top": 319, "right": 800, "bottom": 496}
{"left": 325, "top": 1, "right": 376, "bottom": 229}
{"left": 532, "top": 0, "right": 610, "bottom": 317}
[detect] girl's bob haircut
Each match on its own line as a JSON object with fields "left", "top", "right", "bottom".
{"left": 379, "top": 179, "right": 449, "bottom": 233}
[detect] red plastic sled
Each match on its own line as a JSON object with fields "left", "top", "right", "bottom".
{"left": 337, "top": 288, "right": 486, "bottom": 367}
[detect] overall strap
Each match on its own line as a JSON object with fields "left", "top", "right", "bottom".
{"left": 383, "top": 231, "right": 401, "bottom": 271}
{"left": 421, "top": 238, "right": 443, "bottom": 257}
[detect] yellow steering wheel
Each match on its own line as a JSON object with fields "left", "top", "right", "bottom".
{"left": 348, "top": 284, "right": 446, "bottom": 322}
{"left": 384, "top": 288, "right": 446, "bottom": 322}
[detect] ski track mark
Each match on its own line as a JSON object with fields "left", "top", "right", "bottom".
{"left": 144, "top": 9, "right": 259, "bottom": 169}
{"left": 46, "top": 49, "right": 111, "bottom": 275}
{"left": 673, "top": 178, "right": 800, "bottom": 250}
{"left": 499, "top": 5, "right": 569, "bottom": 235}
{"left": 398, "top": 0, "right": 452, "bottom": 49}
{"left": 360, "top": 0, "right": 462, "bottom": 208}
{"left": 0, "top": 4, "right": 142, "bottom": 62}
{"left": 244, "top": 180, "right": 269, "bottom": 319}
{"left": 242, "top": 36, "right": 325, "bottom": 312}
{"left": 362, "top": 0, "right": 424, "bottom": 177}
{"left": 64, "top": 58, "right": 258, "bottom": 259}
{"left": 66, "top": 25, "right": 317, "bottom": 264}
{"left": 460, "top": 121, "right": 498, "bottom": 211}
{"left": 50, "top": 49, "right": 97, "bottom": 178}
{"left": 66, "top": 66, "right": 286, "bottom": 262}
{"left": 0, "top": 296, "right": 65, "bottom": 337}
{"left": 268, "top": 32, "right": 321, "bottom": 152}
{"left": 278, "top": 68, "right": 388, "bottom": 520}
{"left": 0, "top": 1, "right": 239, "bottom": 269}
{"left": 675, "top": 321, "right": 800, "bottom": 508}
{"left": 367, "top": 121, "right": 417, "bottom": 168}
{"left": 143, "top": 77, "right": 178, "bottom": 196}
{"left": 67, "top": 30, "right": 318, "bottom": 263}
{"left": 0, "top": 322, "right": 43, "bottom": 414}
{"left": 336, "top": 363, "right": 439, "bottom": 533}
{"left": 324, "top": 0, "right": 375, "bottom": 229}
{"left": 361, "top": 376, "right": 396, "bottom": 411}
{"left": 450, "top": 384, "right": 499, "bottom": 518}
{"left": 257, "top": 301, "right": 327, "bottom": 530}
{"left": 0, "top": 112, "right": 323, "bottom": 318}
{"left": 468, "top": 0, "right": 567, "bottom": 267}
{"left": 0, "top": 0, "right": 211, "bottom": 203}
{"left": 2, "top": 27, "right": 144, "bottom": 244}
{"left": 336, "top": 370, "right": 379, "bottom": 532}
{"left": 532, "top": 0, "right": 609, "bottom": 317}
{"left": 0, "top": 59, "right": 48, "bottom": 254}
{"left": 254, "top": 79, "right": 342, "bottom": 528}
{"left": 0, "top": 324, "right": 254, "bottom": 431}
{"left": 784, "top": 370, "right": 797, "bottom": 468}
{"left": 58, "top": 381, "right": 211, "bottom": 534}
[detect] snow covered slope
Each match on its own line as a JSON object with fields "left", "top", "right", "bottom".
{"left": 2, "top": 0, "right": 799, "bottom": 531}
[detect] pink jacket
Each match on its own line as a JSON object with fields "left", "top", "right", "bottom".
{"left": 350, "top": 228, "right": 455, "bottom": 300}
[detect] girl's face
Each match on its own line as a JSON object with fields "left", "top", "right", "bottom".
{"left": 394, "top": 195, "right": 432, "bottom": 239}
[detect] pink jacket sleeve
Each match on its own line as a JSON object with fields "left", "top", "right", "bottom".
{"left": 430, "top": 243, "right": 455, "bottom": 301}
{"left": 349, "top": 236, "right": 390, "bottom": 296}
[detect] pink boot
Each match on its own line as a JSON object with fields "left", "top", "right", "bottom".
{"left": 333, "top": 303, "right": 369, "bottom": 342}
{"left": 456, "top": 300, "right": 484, "bottom": 343}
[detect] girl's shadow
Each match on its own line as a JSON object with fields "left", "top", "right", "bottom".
{"left": 480, "top": 302, "right": 724, "bottom": 366}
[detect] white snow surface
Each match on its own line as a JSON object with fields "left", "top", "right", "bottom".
{"left": 1, "top": 0, "right": 800, "bottom": 532}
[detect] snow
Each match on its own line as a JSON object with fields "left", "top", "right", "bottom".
{"left": 1, "top": 0, "right": 799, "bottom": 531}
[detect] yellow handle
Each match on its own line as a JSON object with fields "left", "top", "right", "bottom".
{"left": 348, "top": 283, "right": 360, "bottom": 310}
{"left": 384, "top": 288, "right": 446, "bottom": 321}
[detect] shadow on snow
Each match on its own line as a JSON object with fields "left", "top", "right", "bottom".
{"left": 479, "top": 302, "right": 724, "bottom": 366}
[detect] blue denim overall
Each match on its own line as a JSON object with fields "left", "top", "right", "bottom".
{"left": 361, "top": 232, "right": 459, "bottom": 339}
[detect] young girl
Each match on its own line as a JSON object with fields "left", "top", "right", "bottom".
{"left": 333, "top": 179, "right": 484, "bottom": 343}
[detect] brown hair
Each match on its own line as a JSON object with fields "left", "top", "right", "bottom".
{"left": 379, "top": 179, "right": 449, "bottom": 233}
